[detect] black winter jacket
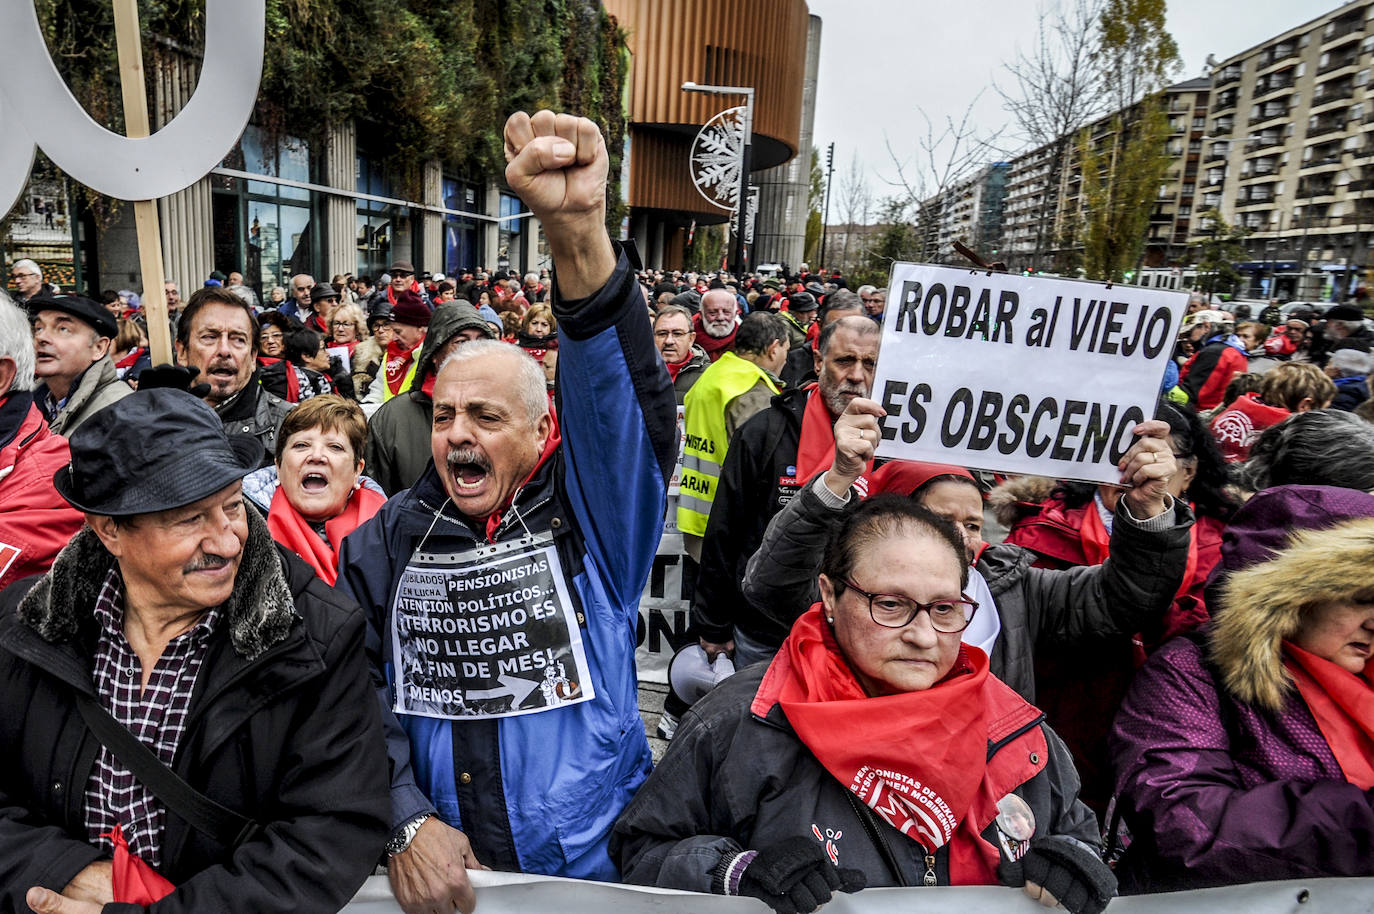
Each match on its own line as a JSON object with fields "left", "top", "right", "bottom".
{"left": 692, "top": 387, "right": 809, "bottom": 645}
{"left": 0, "top": 508, "right": 389, "bottom": 914}
{"left": 610, "top": 663, "right": 1100, "bottom": 891}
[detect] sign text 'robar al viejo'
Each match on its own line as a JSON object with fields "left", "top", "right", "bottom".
{"left": 872, "top": 264, "right": 1187, "bottom": 484}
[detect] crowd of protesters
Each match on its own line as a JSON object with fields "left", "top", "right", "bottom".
{"left": 0, "top": 110, "right": 1371, "bottom": 914}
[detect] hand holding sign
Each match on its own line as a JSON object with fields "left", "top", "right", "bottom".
{"left": 825, "top": 398, "right": 886, "bottom": 498}
{"left": 389, "top": 817, "right": 485, "bottom": 914}
{"left": 1116, "top": 419, "right": 1177, "bottom": 519}
{"left": 870, "top": 265, "right": 1186, "bottom": 484}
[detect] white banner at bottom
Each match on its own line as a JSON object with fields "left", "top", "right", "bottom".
{"left": 343, "top": 871, "right": 1374, "bottom": 913}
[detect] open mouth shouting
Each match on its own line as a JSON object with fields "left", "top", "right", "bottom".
{"left": 300, "top": 471, "right": 330, "bottom": 493}
{"left": 447, "top": 448, "right": 493, "bottom": 492}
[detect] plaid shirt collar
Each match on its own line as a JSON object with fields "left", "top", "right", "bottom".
{"left": 92, "top": 568, "right": 222, "bottom": 645}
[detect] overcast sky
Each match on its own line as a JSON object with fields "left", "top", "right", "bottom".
{"left": 804, "top": 0, "right": 1335, "bottom": 217}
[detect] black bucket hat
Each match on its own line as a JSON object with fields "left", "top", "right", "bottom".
{"left": 54, "top": 388, "right": 263, "bottom": 515}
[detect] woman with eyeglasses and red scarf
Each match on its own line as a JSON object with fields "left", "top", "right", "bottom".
{"left": 612, "top": 493, "right": 1116, "bottom": 914}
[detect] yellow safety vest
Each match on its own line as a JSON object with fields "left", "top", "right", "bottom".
{"left": 382, "top": 357, "right": 420, "bottom": 402}
{"left": 677, "top": 351, "right": 780, "bottom": 536}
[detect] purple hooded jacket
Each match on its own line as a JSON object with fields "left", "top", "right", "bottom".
{"left": 1109, "top": 486, "right": 1374, "bottom": 892}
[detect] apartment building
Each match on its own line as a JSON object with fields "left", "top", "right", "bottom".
{"left": 933, "top": 163, "right": 1010, "bottom": 263}
{"left": 1195, "top": 1, "right": 1372, "bottom": 299}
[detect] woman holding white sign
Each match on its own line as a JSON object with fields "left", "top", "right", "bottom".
{"left": 737, "top": 398, "right": 1193, "bottom": 706}
{"left": 612, "top": 496, "right": 1116, "bottom": 914}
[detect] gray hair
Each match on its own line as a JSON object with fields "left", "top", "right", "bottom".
{"left": 1237, "top": 409, "right": 1374, "bottom": 492}
{"left": 653, "top": 304, "right": 694, "bottom": 328}
{"left": 818, "top": 313, "right": 881, "bottom": 356}
{"left": 436, "top": 339, "right": 549, "bottom": 426}
{"left": 856, "top": 284, "right": 877, "bottom": 298}
{"left": 823, "top": 288, "right": 863, "bottom": 316}
{"left": 0, "top": 295, "right": 36, "bottom": 393}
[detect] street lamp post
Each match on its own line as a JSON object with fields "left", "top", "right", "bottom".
{"left": 683, "top": 80, "right": 755, "bottom": 276}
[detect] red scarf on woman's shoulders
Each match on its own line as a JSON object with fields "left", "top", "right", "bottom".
{"left": 1285, "top": 641, "right": 1374, "bottom": 789}
{"left": 752, "top": 608, "right": 1044, "bottom": 884}
{"left": 267, "top": 485, "right": 386, "bottom": 585}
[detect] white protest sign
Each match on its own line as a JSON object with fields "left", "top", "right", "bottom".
{"left": 390, "top": 537, "right": 595, "bottom": 720}
{"left": 327, "top": 345, "right": 353, "bottom": 373}
{"left": 635, "top": 532, "right": 694, "bottom": 685}
{"left": 871, "top": 264, "right": 1186, "bottom": 484}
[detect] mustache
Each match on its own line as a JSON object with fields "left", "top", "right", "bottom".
{"left": 446, "top": 447, "right": 492, "bottom": 474}
{"left": 184, "top": 554, "right": 233, "bottom": 574}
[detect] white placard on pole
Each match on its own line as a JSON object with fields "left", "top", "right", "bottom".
{"left": 871, "top": 264, "right": 1187, "bottom": 485}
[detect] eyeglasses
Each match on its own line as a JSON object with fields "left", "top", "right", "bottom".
{"left": 261, "top": 330, "right": 284, "bottom": 341}
{"left": 653, "top": 329, "right": 691, "bottom": 339}
{"left": 9, "top": 272, "right": 37, "bottom": 280}
{"left": 331, "top": 320, "right": 357, "bottom": 327}
{"left": 841, "top": 579, "right": 978, "bottom": 633}
{"left": 392, "top": 271, "right": 413, "bottom": 278}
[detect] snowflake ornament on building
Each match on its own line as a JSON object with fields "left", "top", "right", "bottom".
{"left": 690, "top": 106, "right": 746, "bottom": 212}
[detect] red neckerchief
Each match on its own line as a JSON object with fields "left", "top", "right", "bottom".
{"left": 106, "top": 823, "right": 173, "bottom": 905}
{"left": 257, "top": 356, "right": 282, "bottom": 367}
{"left": 665, "top": 352, "right": 692, "bottom": 381}
{"left": 386, "top": 280, "right": 422, "bottom": 306}
{"left": 752, "top": 608, "right": 1003, "bottom": 883}
{"left": 306, "top": 312, "right": 328, "bottom": 335}
{"left": 267, "top": 484, "right": 387, "bottom": 586}
{"left": 482, "top": 418, "right": 562, "bottom": 543}
{"left": 385, "top": 337, "right": 423, "bottom": 395}
{"left": 283, "top": 363, "right": 301, "bottom": 403}
{"left": 1284, "top": 641, "right": 1374, "bottom": 789}
{"left": 693, "top": 313, "right": 737, "bottom": 361}
{"left": 794, "top": 385, "right": 871, "bottom": 483}
{"left": 115, "top": 346, "right": 146, "bottom": 370}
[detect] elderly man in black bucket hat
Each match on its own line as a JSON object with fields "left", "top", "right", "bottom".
{"left": 0, "top": 389, "right": 388, "bottom": 914}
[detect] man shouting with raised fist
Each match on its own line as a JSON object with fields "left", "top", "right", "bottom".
{"left": 337, "top": 111, "right": 677, "bottom": 913}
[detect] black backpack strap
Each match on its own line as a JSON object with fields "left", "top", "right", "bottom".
{"left": 75, "top": 692, "right": 260, "bottom": 848}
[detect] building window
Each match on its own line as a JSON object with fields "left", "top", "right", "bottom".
{"left": 443, "top": 178, "right": 485, "bottom": 274}
{"left": 233, "top": 125, "right": 315, "bottom": 297}
{"left": 356, "top": 154, "right": 399, "bottom": 279}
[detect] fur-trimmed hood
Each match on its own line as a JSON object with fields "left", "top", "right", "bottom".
{"left": 987, "top": 475, "right": 1059, "bottom": 529}
{"left": 1210, "top": 517, "right": 1374, "bottom": 712}
{"left": 17, "top": 501, "right": 296, "bottom": 659}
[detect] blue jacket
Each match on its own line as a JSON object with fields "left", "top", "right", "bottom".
{"left": 336, "top": 246, "right": 677, "bottom": 880}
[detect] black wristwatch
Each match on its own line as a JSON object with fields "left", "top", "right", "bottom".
{"left": 386, "top": 813, "right": 433, "bottom": 857}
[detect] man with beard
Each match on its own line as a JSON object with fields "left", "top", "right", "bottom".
{"left": 692, "top": 315, "right": 879, "bottom": 668}
{"left": 692, "top": 289, "right": 739, "bottom": 362}
{"left": 781, "top": 288, "right": 863, "bottom": 388}
{"left": 336, "top": 110, "right": 676, "bottom": 914}
{"left": 175, "top": 286, "right": 290, "bottom": 466}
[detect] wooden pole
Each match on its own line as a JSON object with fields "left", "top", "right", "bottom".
{"left": 112, "top": 0, "right": 174, "bottom": 366}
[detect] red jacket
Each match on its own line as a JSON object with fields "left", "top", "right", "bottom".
{"left": 0, "top": 399, "right": 86, "bottom": 591}
{"left": 1180, "top": 342, "right": 1248, "bottom": 410}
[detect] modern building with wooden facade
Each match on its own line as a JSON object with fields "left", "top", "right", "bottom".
{"left": 604, "top": 0, "right": 817, "bottom": 269}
